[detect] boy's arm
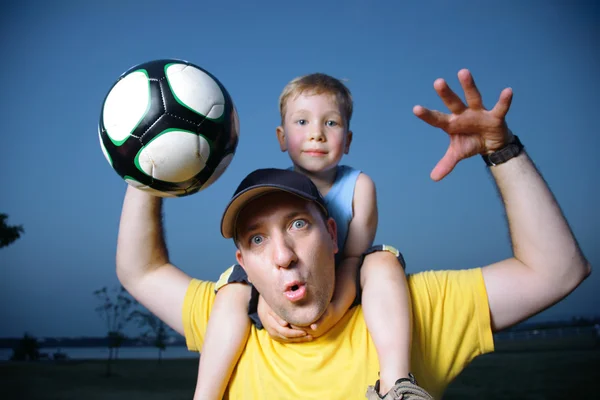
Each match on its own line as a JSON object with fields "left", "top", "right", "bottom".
{"left": 334, "top": 173, "right": 378, "bottom": 308}
{"left": 307, "top": 173, "right": 378, "bottom": 334}
{"left": 116, "top": 186, "right": 193, "bottom": 335}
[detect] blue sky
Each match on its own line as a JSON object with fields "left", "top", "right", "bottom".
{"left": 0, "top": 0, "right": 598, "bottom": 338}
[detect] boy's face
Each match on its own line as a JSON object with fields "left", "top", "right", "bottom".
{"left": 276, "top": 92, "right": 352, "bottom": 174}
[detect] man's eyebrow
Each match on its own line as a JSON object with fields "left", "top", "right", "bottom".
{"left": 243, "top": 222, "right": 260, "bottom": 234}
{"left": 239, "top": 210, "right": 309, "bottom": 235}
{"left": 284, "top": 211, "right": 306, "bottom": 221}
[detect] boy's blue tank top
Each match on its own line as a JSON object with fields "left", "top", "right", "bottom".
{"left": 289, "top": 165, "right": 361, "bottom": 263}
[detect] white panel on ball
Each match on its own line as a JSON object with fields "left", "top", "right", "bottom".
{"left": 103, "top": 70, "right": 150, "bottom": 145}
{"left": 136, "top": 130, "right": 210, "bottom": 182}
{"left": 165, "top": 64, "right": 225, "bottom": 119}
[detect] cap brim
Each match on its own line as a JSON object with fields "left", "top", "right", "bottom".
{"left": 220, "top": 185, "right": 323, "bottom": 239}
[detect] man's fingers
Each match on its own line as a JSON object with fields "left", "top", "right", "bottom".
{"left": 491, "top": 88, "right": 513, "bottom": 118}
{"left": 458, "top": 69, "right": 484, "bottom": 110}
{"left": 413, "top": 106, "right": 449, "bottom": 130}
{"left": 434, "top": 78, "right": 467, "bottom": 114}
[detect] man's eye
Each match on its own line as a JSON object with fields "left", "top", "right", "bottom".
{"left": 251, "top": 235, "right": 263, "bottom": 245}
{"left": 292, "top": 219, "right": 307, "bottom": 229}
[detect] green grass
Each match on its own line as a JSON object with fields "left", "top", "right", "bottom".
{"left": 0, "top": 359, "right": 198, "bottom": 400}
{"left": 2, "top": 349, "right": 599, "bottom": 399}
{"left": 444, "top": 349, "right": 600, "bottom": 399}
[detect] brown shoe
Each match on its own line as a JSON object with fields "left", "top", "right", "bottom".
{"left": 365, "top": 373, "right": 434, "bottom": 400}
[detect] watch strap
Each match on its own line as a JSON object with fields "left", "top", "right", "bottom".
{"left": 482, "top": 135, "right": 523, "bottom": 166}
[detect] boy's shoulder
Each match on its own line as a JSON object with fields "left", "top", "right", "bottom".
{"left": 336, "top": 165, "right": 374, "bottom": 189}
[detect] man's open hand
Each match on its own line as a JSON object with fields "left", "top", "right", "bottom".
{"left": 413, "top": 69, "right": 514, "bottom": 181}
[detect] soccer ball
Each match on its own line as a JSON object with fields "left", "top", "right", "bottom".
{"left": 98, "top": 59, "right": 239, "bottom": 197}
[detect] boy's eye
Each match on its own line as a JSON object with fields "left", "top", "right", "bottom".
{"left": 326, "top": 120, "right": 338, "bottom": 127}
{"left": 291, "top": 219, "right": 307, "bottom": 229}
{"left": 250, "top": 235, "right": 264, "bottom": 245}
{"left": 297, "top": 119, "right": 307, "bottom": 125}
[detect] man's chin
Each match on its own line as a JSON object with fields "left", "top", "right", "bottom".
{"left": 283, "top": 305, "right": 327, "bottom": 327}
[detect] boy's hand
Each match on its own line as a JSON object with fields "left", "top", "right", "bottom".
{"left": 413, "top": 68, "right": 514, "bottom": 181}
{"left": 295, "top": 256, "right": 359, "bottom": 338}
{"left": 297, "top": 301, "right": 345, "bottom": 338}
{"left": 257, "top": 294, "right": 313, "bottom": 343}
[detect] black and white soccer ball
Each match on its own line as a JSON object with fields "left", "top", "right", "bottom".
{"left": 99, "top": 59, "right": 239, "bottom": 197}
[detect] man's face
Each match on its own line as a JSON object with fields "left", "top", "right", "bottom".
{"left": 235, "top": 192, "right": 338, "bottom": 327}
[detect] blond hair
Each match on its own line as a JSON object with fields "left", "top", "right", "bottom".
{"left": 278, "top": 73, "right": 353, "bottom": 128}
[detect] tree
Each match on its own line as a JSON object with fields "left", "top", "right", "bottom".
{"left": 93, "top": 286, "right": 134, "bottom": 376}
{"left": 1, "top": 213, "right": 24, "bottom": 248}
{"left": 129, "top": 309, "right": 174, "bottom": 364}
{"left": 10, "top": 333, "right": 40, "bottom": 361}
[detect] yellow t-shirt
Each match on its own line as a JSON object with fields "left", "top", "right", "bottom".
{"left": 183, "top": 268, "right": 494, "bottom": 399}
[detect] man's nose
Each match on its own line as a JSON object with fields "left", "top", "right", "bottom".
{"left": 271, "top": 234, "right": 297, "bottom": 269}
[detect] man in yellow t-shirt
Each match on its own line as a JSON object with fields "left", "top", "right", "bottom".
{"left": 183, "top": 268, "right": 494, "bottom": 399}
{"left": 114, "top": 70, "right": 590, "bottom": 399}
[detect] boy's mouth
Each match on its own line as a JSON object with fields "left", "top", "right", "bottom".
{"left": 303, "top": 149, "right": 327, "bottom": 156}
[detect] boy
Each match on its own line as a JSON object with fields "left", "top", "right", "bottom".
{"left": 194, "top": 73, "right": 432, "bottom": 400}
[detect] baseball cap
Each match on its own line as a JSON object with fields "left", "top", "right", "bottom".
{"left": 220, "top": 168, "right": 328, "bottom": 239}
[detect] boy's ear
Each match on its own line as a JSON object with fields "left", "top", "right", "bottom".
{"left": 276, "top": 126, "right": 287, "bottom": 151}
{"left": 344, "top": 131, "right": 353, "bottom": 154}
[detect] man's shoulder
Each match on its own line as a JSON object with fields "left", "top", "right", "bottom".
{"left": 406, "top": 268, "right": 491, "bottom": 332}
{"left": 407, "top": 268, "right": 484, "bottom": 288}
{"left": 182, "top": 278, "right": 217, "bottom": 352}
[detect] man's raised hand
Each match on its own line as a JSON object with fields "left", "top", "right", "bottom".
{"left": 413, "top": 69, "right": 514, "bottom": 181}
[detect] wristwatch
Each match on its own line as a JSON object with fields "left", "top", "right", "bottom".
{"left": 481, "top": 135, "right": 524, "bottom": 166}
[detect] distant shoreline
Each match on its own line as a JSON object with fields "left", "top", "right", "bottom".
{"left": 0, "top": 336, "right": 187, "bottom": 349}
{"left": 0, "top": 345, "right": 197, "bottom": 362}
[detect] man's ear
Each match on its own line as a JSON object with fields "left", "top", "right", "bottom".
{"left": 276, "top": 126, "right": 287, "bottom": 151}
{"left": 235, "top": 250, "right": 251, "bottom": 283}
{"left": 235, "top": 249, "right": 244, "bottom": 268}
{"left": 344, "top": 130, "right": 353, "bottom": 154}
{"left": 326, "top": 217, "right": 339, "bottom": 255}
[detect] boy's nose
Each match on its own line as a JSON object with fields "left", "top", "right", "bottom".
{"left": 308, "top": 129, "right": 326, "bottom": 142}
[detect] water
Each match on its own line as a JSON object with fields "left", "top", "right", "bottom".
{"left": 0, "top": 346, "right": 199, "bottom": 361}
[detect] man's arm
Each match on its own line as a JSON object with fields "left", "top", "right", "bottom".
{"left": 116, "top": 186, "right": 192, "bottom": 335}
{"left": 481, "top": 151, "right": 590, "bottom": 331}
{"left": 413, "top": 69, "right": 591, "bottom": 333}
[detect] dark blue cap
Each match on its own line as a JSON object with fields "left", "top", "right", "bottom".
{"left": 220, "top": 168, "right": 328, "bottom": 238}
